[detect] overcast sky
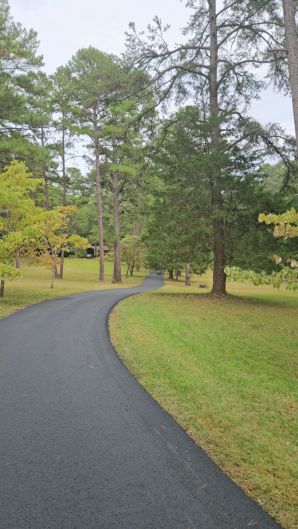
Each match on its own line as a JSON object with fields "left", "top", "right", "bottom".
{"left": 10, "top": 0, "right": 294, "bottom": 135}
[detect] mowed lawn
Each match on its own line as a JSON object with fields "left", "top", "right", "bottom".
{"left": 0, "top": 258, "right": 147, "bottom": 320}
{"left": 110, "top": 272, "right": 298, "bottom": 529}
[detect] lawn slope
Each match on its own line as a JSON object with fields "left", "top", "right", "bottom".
{"left": 110, "top": 276, "right": 298, "bottom": 529}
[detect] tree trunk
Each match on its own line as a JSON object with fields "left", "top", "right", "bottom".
{"left": 133, "top": 220, "right": 141, "bottom": 271}
{"left": 168, "top": 268, "right": 174, "bottom": 280}
{"left": 185, "top": 263, "right": 191, "bottom": 286}
{"left": 0, "top": 279, "right": 5, "bottom": 297}
{"left": 15, "top": 252, "right": 20, "bottom": 269}
{"left": 62, "top": 120, "right": 67, "bottom": 205}
{"left": 53, "top": 264, "right": 59, "bottom": 279}
{"left": 44, "top": 177, "right": 50, "bottom": 209}
{"left": 112, "top": 172, "right": 122, "bottom": 283}
{"left": 59, "top": 119, "right": 67, "bottom": 280}
{"left": 95, "top": 142, "right": 105, "bottom": 281}
{"left": 175, "top": 269, "right": 179, "bottom": 281}
{"left": 209, "top": 0, "right": 227, "bottom": 295}
{"left": 41, "top": 125, "right": 50, "bottom": 210}
{"left": 51, "top": 266, "right": 54, "bottom": 289}
{"left": 59, "top": 248, "right": 64, "bottom": 279}
{"left": 212, "top": 219, "right": 227, "bottom": 294}
{"left": 282, "top": 0, "right": 298, "bottom": 152}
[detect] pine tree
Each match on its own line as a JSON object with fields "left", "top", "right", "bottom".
{"left": 126, "top": 0, "right": 295, "bottom": 293}
{"left": 66, "top": 48, "right": 125, "bottom": 281}
{"left": 0, "top": 0, "right": 43, "bottom": 166}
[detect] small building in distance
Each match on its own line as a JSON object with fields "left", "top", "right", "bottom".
{"left": 86, "top": 244, "right": 110, "bottom": 258}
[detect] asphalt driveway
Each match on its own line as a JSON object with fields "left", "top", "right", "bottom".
{"left": 0, "top": 273, "right": 281, "bottom": 529}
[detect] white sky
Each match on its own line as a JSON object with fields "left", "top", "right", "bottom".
{"left": 10, "top": 0, "right": 295, "bottom": 135}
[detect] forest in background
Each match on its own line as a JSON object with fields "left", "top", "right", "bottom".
{"left": 0, "top": 0, "right": 298, "bottom": 296}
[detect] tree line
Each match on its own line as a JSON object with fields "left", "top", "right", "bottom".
{"left": 0, "top": 0, "right": 297, "bottom": 296}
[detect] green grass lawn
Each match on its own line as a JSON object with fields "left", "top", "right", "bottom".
{"left": 110, "top": 271, "right": 298, "bottom": 529}
{"left": 0, "top": 258, "right": 147, "bottom": 320}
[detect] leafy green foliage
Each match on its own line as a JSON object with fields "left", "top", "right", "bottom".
{"left": 0, "top": 161, "right": 42, "bottom": 289}
{"left": 145, "top": 107, "right": 294, "bottom": 280}
{"left": 259, "top": 208, "right": 298, "bottom": 238}
{"left": 0, "top": 0, "right": 44, "bottom": 167}
{"left": 226, "top": 265, "right": 298, "bottom": 290}
{"left": 226, "top": 206, "right": 298, "bottom": 290}
{"left": 0, "top": 0, "right": 297, "bottom": 297}
{"left": 121, "top": 235, "right": 146, "bottom": 276}
{"left": 31, "top": 205, "right": 89, "bottom": 286}
{"left": 0, "top": 161, "right": 89, "bottom": 292}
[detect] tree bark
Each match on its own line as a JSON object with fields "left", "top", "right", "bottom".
{"left": 44, "top": 178, "right": 50, "bottom": 210}
{"left": 112, "top": 172, "right": 122, "bottom": 283}
{"left": 59, "top": 117, "right": 67, "bottom": 280}
{"left": 168, "top": 268, "right": 174, "bottom": 280}
{"left": 0, "top": 279, "right": 5, "bottom": 297}
{"left": 185, "top": 263, "right": 191, "bottom": 286}
{"left": 53, "top": 264, "right": 59, "bottom": 279}
{"left": 95, "top": 142, "right": 105, "bottom": 281}
{"left": 15, "top": 252, "right": 20, "bottom": 269}
{"left": 51, "top": 267, "right": 54, "bottom": 289}
{"left": 209, "top": 0, "right": 227, "bottom": 294}
{"left": 212, "top": 219, "right": 227, "bottom": 294}
{"left": 59, "top": 248, "right": 65, "bottom": 279}
{"left": 282, "top": 0, "right": 298, "bottom": 152}
{"left": 62, "top": 119, "right": 67, "bottom": 205}
{"left": 133, "top": 220, "right": 141, "bottom": 271}
{"left": 41, "top": 125, "right": 50, "bottom": 210}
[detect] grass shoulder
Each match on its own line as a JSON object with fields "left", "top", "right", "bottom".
{"left": 110, "top": 273, "right": 298, "bottom": 529}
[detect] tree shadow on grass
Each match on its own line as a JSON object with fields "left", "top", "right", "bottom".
{"left": 152, "top": 289, "right": 298, "bottom": 309}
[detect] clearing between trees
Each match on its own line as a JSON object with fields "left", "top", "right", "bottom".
{"left": 0, "top": 258, "right": 147, "bottom": 320}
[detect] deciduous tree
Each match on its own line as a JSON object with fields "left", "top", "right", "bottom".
{"left": 121, "top": 235, "right": 146, "bottom": 277}
{"left": 0, "top": 161, "right": 42, "bottom": 296}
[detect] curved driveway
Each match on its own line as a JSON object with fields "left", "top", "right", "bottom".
{"left": 0, "top": 273, "right": 281, "bottom": 529}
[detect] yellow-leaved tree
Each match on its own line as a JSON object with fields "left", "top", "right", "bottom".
{"left": 0, "top": 161, "right": 89, "bottom": 296}
{"left": 0, "top": 161, "right": 42, "bottom": 296}
{"left": 259, "top": 209, "right": 298, "bottom": 240}
{"left": 31, "top": 206, "right": 89, "bottom": 288}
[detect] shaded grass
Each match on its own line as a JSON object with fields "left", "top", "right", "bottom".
{"left": 0, "top": 258, "right": 147, "bottom": 319}
{"left": 110, "top": 274, "right": 298, "bottom": 529}
{"left": 162, "top": 269, "right": 298, "bottom": 306}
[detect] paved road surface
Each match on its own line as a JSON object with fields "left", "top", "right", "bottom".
{"left": 0, "top": 274, "right": 281, "bottom": 529}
